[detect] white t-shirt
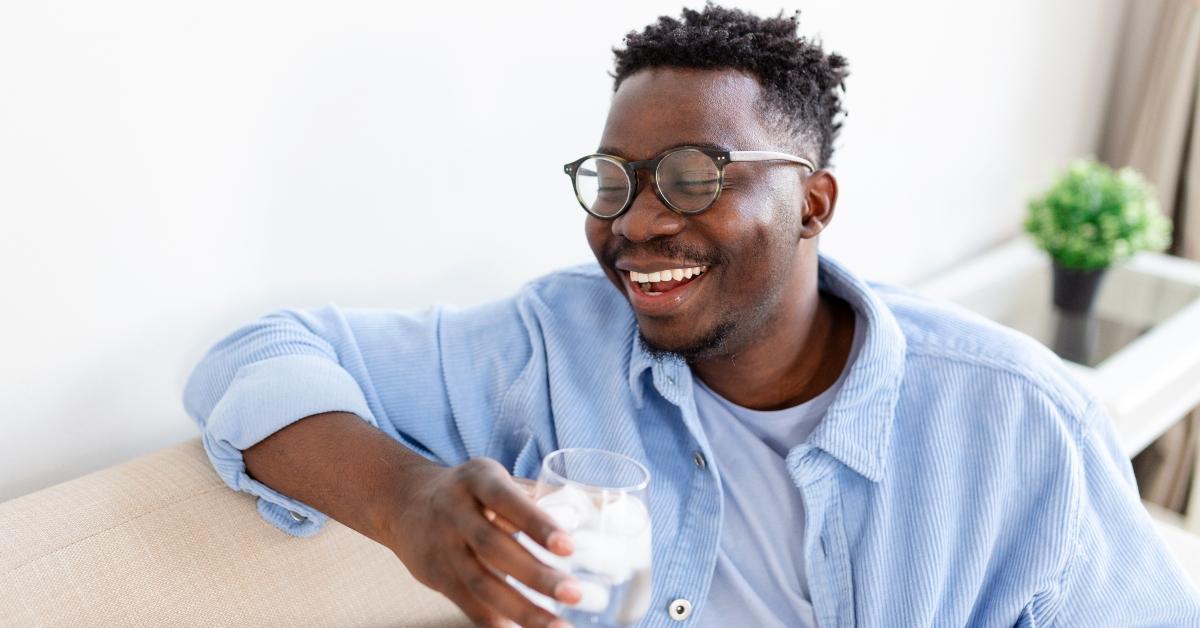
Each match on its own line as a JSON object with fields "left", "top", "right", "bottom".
{"left": 692, "top": 310, "right": 864, "bottom": 627}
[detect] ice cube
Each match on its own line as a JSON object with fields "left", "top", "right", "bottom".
{"left": 571, "top": 577, "right": 612, "bottom": 614}
{"left": 571, "top": 528, "right": 639, "bottom": 583}
{"left": 616, "top": 567, "right": 654, "bottom": 624}
{"left": 542, "top": 503, "right": 582, "bottom": 532}
{"left": 536, "top": 485, "right": 598, "bottom": 533}
{"left": 596, "top": 493, "right": 650, "bottom": 537}
{"left": 601, "top": 495, "right": 651, "bottom": 569}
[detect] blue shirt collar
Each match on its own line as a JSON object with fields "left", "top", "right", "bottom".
{"left": 808, "top": 253, "right": 906, "bottom": 482}
{"left": 626, "top": 252, "right": 906, "bottom": 482}
{"left": 627, "top": 327, "right": 686, "bottom": 409}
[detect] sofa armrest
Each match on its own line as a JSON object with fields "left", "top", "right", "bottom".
{"left": 0, "top": 439, "right": 469, "bottom": 626}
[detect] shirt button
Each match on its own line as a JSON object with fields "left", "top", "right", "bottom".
{"left": 692, "top": 451, "right": 707, "bottom": 469}
{"left": 668, "top": 598, "right": 692, "bottom": 621}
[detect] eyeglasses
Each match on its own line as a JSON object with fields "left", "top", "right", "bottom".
{"left": 563, "top": 146, "right": 816, "bottom": 219}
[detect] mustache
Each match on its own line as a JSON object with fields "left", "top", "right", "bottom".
{"left": 602, "top": 238, "right": 725, "bottom": 269}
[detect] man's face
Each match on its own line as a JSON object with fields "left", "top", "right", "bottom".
{"left": 585, "top": 68, "right": 815, "bottom": 360}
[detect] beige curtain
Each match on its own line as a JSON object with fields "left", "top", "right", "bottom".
{"left": 1100, "top": 0, "right": 1200, "bottom": 516}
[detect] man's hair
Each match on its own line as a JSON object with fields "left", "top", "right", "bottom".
{"left": 612, "top": 4, "right": 849, "bottom": 168}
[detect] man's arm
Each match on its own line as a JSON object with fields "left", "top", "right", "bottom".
{"left": 183, "top": 303, "right": 580, "bottom": 626}
{"left": 242, "top": 411, "right": 433, "bottom": 545}
{"left": 1035, "top": 401, "right": 1200, "bottom": 624}
{"left": 243, "top": 411, "right": 579, "bottom": 627}
{"left": 182, "top": 302, "right": 533, "bottom": 534}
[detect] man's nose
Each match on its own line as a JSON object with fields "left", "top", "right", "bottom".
{"left": 611, "top": 170, "right": 686, "bottom": 242}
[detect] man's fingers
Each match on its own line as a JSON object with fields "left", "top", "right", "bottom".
{"left": 439, "top": 580, "right": 509, "bottom": 628}
{"left": 484, "top": 477, "right": 538, "bottom": 535}
{"left": 463, "top": 516, "right": 581, "bottom": 604}
{"left": 451, "top": 548, "right": 567, "bottom": 628}
{"left": 471, "top": 471, "right": 573, "bottom": 556}
{"left": 483, "top": 507, "right": 520, "bottom": 536}
{"left": 512, "top": 476, "right": 538, "bottom": 497}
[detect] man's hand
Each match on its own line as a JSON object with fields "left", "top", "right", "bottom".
{"left": 385, "top": 458, "right": 581, "bottom": 627}
{"left": 243, "top": 412, "right": 579, "bottom": 628}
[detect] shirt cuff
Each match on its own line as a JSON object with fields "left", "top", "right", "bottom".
{"left": 200, "top": 354, "right": 377, "bottom": 537}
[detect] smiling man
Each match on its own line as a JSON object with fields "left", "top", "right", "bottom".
{"left": 183, "top": 6, "right": 1200, "bottom": 627}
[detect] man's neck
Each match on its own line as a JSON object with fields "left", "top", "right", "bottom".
{"left": 690, "top": 284, "right": 856, "bottom": 412}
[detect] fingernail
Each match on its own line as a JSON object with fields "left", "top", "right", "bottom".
{"left": 548, "top": 531, "right": 574, "bottom": 555}
{"left": 554, "top": 579, "right": 582, "bottom": 604}
{"left": 549, "top": 620, "right": 573, "bottom": 628}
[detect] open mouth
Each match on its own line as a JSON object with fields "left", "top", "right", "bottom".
{"left": 627, "top": 265, "right": 707, "bottom": 296}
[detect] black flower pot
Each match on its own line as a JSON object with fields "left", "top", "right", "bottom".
{"left": 1051, "top": 260, "right": 1108, "bottom": 364}
{"left": 1051, "top": 261, "right": 1108, "bottom": 313}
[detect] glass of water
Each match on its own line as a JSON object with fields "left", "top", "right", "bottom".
{"left": 517, "top": 448, "right": 652, "bottom": 626}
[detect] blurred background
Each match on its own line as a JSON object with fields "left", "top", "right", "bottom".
{"left": 0, "top": 0, "right": 1195, "bottom": 510}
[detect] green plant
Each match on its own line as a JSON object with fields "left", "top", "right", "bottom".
{"left": 1025, "top": 158, "right": 1172, "bottom": 270}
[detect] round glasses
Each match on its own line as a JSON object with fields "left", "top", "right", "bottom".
{"left": 563, "top": 146, "right": 816, "bottom": 219}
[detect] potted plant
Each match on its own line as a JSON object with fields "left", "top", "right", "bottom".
{"left": 1024, "top": 158, "right": 1172, "bottom": 362}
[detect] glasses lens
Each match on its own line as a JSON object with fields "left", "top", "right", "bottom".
{"left": 574, "top": 157, "right": 630, "bottom": 217}
{"left": 657, "top": 149, "right": 721, "bottom": 213}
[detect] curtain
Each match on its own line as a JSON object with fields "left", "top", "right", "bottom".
{"left": 1099, "top": 0, "right": 1200, "bottom": 521}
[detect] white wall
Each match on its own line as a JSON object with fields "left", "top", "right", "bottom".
{"left": 0, "top": 0, "right": 1126, "bottom": 501}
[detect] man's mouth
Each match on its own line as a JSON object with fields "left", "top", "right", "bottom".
{"left": 627, "top": 265, "right": 707, "bottom": 295}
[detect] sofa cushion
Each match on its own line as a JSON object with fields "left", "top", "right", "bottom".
{"left": 0, "top": 439, "right": 468, "bottom": 627}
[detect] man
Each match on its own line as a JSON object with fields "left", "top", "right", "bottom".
{"left": 184, "top": 5, "right": 1200, "bottom": 627}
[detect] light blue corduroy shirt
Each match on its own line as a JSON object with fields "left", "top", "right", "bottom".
{"left": 691, "top": 310, "right": 863, "bottom": 627}
{"left": 183, "top": 253, "right": 1200, "bottom": 627}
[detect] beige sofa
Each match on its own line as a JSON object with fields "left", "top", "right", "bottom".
{"left": 0, "top": 440, "right": 469, "bottom": 627}
{"left": 4, "top": 439, "right": 1199, "bottom": 626}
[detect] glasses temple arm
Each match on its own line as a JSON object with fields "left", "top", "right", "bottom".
{"left": 727, "top": 150, "right": 816, "bottom": 172}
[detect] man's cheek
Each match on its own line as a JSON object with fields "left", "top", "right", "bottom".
{"left": 584, "top": 227, "right": 606, "bottom": 260}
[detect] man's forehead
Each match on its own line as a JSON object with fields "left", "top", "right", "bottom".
{"left": 599, "top": 68, "right": 776, "bottom": 158}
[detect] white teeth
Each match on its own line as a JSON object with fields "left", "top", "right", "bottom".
{"left": 627, "top": 265, "right": 707, "bottom": 285}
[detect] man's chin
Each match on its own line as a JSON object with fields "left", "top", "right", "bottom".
{"left": 637, "top": 320, "right": 735, "bottom": 363}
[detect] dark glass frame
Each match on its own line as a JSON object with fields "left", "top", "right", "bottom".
{"left": 563, "top": 146, "right": 816, "bottom": 219}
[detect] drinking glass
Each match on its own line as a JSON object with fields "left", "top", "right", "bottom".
{"left": 517, "top": 448, "right": 653, "bottom": 626}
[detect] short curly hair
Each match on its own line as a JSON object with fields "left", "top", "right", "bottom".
{"left": 612, "top": 4, "right": 849, "bottom": 168}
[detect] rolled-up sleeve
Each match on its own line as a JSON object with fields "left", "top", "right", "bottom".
{"left": 200, "top": 354, "right": 376, "bottom": 535}
{"left": 182, "top": 298, "right": 536, "bottom": 536}
{"left": 183, "top": 309, "right": 385, "bottom": 536}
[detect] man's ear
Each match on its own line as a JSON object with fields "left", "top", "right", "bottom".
{"left": 801, "top": 170, "right": 838, "bottom": 239}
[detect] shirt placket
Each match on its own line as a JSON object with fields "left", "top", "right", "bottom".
{"left": 651, "top": 364, "right": 723, "bottom": 627}
{"left": 791, "top": 446, "right": 856, "bottom": 628}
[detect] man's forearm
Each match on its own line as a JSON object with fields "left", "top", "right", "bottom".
{"left": 243, "top": 411, "right": 440, "bottom": 544}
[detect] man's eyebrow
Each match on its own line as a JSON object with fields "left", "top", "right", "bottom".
{"left": 595, "top": 141, "right": 732, "bottom": 158}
